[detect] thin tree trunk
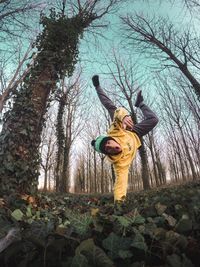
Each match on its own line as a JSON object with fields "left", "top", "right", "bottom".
{"left": 100, "top": 157, "right": 104, "bottom": 193}
{"left": 93, "top": 150, "right": 97, "bottom": 193}
{"left": 43, "top": 169, "right": 48, "bottom": 192}
{"left": 131, "top": 112, "right": 151, "bottom": 190}
{"left": 179, "top": 126, "right": 197, "bottom": 180}
{"left": 138, "top": 142, "right": 151, "bottom": 189}
{"left": 148, "top": 134, "right": 160, "bottom": 186}
{"left": 48, "top": 168, "right": 51, "bottom": 191}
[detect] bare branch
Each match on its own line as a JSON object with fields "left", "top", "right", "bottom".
{"left": 0, "top": 44, "right": 36, "bottom": 112}
{"left": 121, "top": 13, "right": 200, "bottom": 98}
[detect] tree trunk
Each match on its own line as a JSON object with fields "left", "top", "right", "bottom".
{"left": 131, "top": 110, "right": 150, "bottom": 190}
{"left": 179, "top": 126, "right": 197, "bottom": 180}
{"left": 138, "top": 142, "right": 151, "bottom": 189}
{"left": 148, "top": 134, "right": 159, "bottom": 186}
{"left": 100, "top": 157, "right": 104, "bottom": 193}
{"left": 55, "top": 96, "right": 65, "bottom": 192}
{"left": 48, "top": 168, "right": 51, "bottom": 191}
{"left": 43, "top": 168, "right": 48, "bottom": 192}
{"left": 88, "top": 149, "right": 92, "bottom": 193}
{"left": 60, "top": 141, "right": 70, "bottom": 193}
{"left": 0, "top": 66, "right": 55, "bottom": 194}
{"left": 93, "top": 150, "right": 97, "bottom": 193}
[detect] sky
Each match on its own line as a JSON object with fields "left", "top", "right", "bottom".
{"left": 79, "top": 0, "right": 190, "bottom": 80}
{"left": 0, "top": 0, "right": 193, "bottom": 89}
{"left": 64, "top": 1, "right": 197, "bottom": 142}
{"left": 74, "top": 0, "right": 194, "bottom": 124}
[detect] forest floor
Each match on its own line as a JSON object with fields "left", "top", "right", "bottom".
{"left": 0, "top": 180, "right": 200, "bottom": 267}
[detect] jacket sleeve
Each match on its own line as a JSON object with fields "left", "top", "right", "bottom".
{"left": 113, "top": 107, "right": 129, "bottom": 123}
{"left": 95, "top": 86, "right": 117, "bottom": 121}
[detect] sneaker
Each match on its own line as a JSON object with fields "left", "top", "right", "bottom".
{"left": 135, "top": 90, "right": 144, "bottom": 107}
{"left": 92, "top": 75, "right": 100, "bottom": 87}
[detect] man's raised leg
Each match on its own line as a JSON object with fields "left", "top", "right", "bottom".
{"left": 132, "top": 91, "right": 159, "bottom": 137}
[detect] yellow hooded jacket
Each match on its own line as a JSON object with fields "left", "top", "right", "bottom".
{"left": 106, "top": 107, "right": 141, "bottom": 201}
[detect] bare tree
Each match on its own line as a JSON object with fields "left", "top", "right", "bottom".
{"left": 104, "top": 51, "right": 153, "bottom": 189}
{"left": 0, "top": 43, "right": 36, "bottom": 113}
{"left": 121, "top": 13, "right": 200, "bottom": 98}
{"left": 179, "top": 0, "right": 200, "bottom": 9}
{"left": 0, "top": 1, "right": 46, "bottom": 40}
{"left": 0, "top": 1, "right": 46, "bottom": 111}
{"left": 157, "top": 76, "right": 199, "bottom": 182}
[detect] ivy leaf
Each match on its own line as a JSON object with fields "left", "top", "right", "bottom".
{"left": 26, "top": 206, "right": 32, "bottom": 218}
{"left": 155, "top": 202, "right": 167, "bottom": 215}
{"left": 19, "top": 129, "right": 28, "bottom": 135}
{"left": 75, "top": 238, "right": 114, "bottom": 267}
{"left": 165, "top": 231, "right": 188, "bottom": 250}
{"left": 71, "top": 253, "right": 89, "bottom": 267}
{"left": 166, "top": 253, "right": 194, "bottom": 267}
{"left": 113, "top": 215, "right": 131, "bottom": 228}
{"left": 118, "top": 249, "right": 132, "bottom": 259}
{"left": 166, "top": 253, "right": 181, "bottom": 267}
{"left": 153, "top": 227, "right": 166, "bottom": 240}
{"left": 65, "top": 209, "right": 92, "bottom": 238}
{"left": 133, "top": 215, "right": 145, "bottom": 225}
{"left": 163, "top": 213, "right": 177, "bottom": 227}
{"left": 131, "top": 230, "right": 148, "bottom": 251}
{"left": 11, "top": 209, "right": 24, "bottom": 221}
{"left": 5, "top": 162, "right": 14, "bottom": 172}
{"left": 102, "top": 232, "right": 132, "bottom": 259}
{"left": 175, "top": 215, "right": 193, "bottom": 233}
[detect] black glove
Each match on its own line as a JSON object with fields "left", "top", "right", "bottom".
{"left": 135, "top": 90, "right": 144, "bottom": 107}
{"left": 92, "top": 75, "right": 100, "bottom": 87}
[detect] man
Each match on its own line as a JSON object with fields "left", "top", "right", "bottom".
{"left": 91, "top": 75, "right": 158, "bottom": 207}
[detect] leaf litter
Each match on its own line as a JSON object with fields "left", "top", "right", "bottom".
{"left": 0, "top": 181, "right": 200, "bottom": 266}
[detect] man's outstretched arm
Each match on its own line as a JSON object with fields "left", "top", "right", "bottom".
{"left": 92, "top": 75, "right": 117, "bottom": 121}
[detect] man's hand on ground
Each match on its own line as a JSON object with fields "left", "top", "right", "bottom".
{"left": 122, "top": 115, "right": 134, "bottom": 130}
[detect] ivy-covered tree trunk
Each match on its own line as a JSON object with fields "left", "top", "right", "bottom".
{"left": 60, "top": 141, "right": 70, "bottom": 192}
{"left": 0, "top": 9, "right": 96, "bottom": 195}
{"left": 0, "top": 66, "right": 56, "bottom": 194}
{"left": 55, "top": 96, "right": 65, "bottom": 192}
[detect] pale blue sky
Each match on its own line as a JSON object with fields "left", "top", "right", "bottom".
{"left": 76, "top": 0, "right": 194, "bottom": 109}
{"left": 0, "top": 1, "right": 193, "bottom": 82}
{"left": 0, "top": 0, "right": 195, "bottom": 101}
{"left": 79, "top": 0, "right": 190, "bottom": 79}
